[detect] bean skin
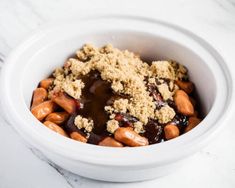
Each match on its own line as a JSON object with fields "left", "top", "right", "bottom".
{"left": 51, "top": 92, "right": 77, "bottom": 114}
{"left": 31, "top": 88, "right": 47, "bottom": 109}
{"left": 31, "top": 100, "right": 57, "bottom": 121}
{"left": 39, "top": 78, "right": 54, "bottom": 90}
{"left": 114, "top": 127, "right": 149, "bottom": 147}
{"left": 70, "top": 132, "right": 87, "bottom": 143}
{"left": 189, "top": 97, "right": 196, "bottom": 107}
{"left": 174, "top": 90, "right": 194, "bottom": 116}
{"left": 98, "top": 137, "right": 123, "bottom": 147}
{"left": 43, "top": 121, "right": 68, "bottom": 137}
{"left": 185, "top": 117, "right": 201, "bottom": 132}
{"left": 164, "top": 124, "right": 180, "bottom": 140}
{"left": 46, "top": 112, "right": 69, "bottom": 124}
{"left": 175, "top": 80, "right": 194, "bottom": 94}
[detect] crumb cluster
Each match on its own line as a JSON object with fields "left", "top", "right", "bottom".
{"left": 50, "top": 44, "right": 188, "bottom": 134}
{"left": 74, "top": 115, "right": 94, "bottom": 133}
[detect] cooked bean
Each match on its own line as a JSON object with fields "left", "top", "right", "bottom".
{"left": 31, "top": 100, "right": 57, "bottom": 121}
{"left": 174, "top": 90, "right": 194, "bottom": 116}
{"left": 39, "top": 78, "right": 54, "bottom": 90}
{"left": 164, "top": 124, "right": 180, "bottom": 140}
{"left": 46, "top": 112, "right": 69, "bottom": 124}
{"left": 70, "top": 132, "right": 87, "bottom": 143}
{"left": 175, "top": 80, "right": 194, "bottom": 94}
{"left": 192, "top": 110, "right": 198, "bottom": 117}
{"left": 29, "top": 45, "right": 204, "bottom": 147}
{"left": 51, "top": 92, "right": 76, "bottom": 114}
{"left": 43, "top": 121, "right": 68, "bottom": 137}
{"left": 114, "top": 127, "right": 149, "bottom": 147}
{"left": 185, "top": 117, "right": 201, "bottom": 132}
{"left": 98, "top": 137, "right": 123, "bottom": 147}
{"left": 189, "top": 97, "right": 196, "bottom": 107}
{"left": 31, "top": 88, "right": 47, "bottom": 109}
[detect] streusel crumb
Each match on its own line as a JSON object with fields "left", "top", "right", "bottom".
{"left": 155, "top": 105, "right": 176, "bottom": 124}
{"left": 74, "top": 115, "right": 94, "bottom": 132}
{"left": 106, "top": 119, "right": 119, "bottom": 134}
{"left": 51, "top": 44, "right": 188, "bottom": 132}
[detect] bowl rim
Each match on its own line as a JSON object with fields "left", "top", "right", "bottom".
{"left": 0, "top": 14, "right": 234, "bottom": 167}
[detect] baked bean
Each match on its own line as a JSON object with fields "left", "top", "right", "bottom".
{"left": 46, "top": 111, "right": 69, "bottom": 124}
{"left": 174, "top": 90, "right": 194, "bottom": 116}
{"left": 31, "top": 88, "right": 47, "bottom": 109}
{"left": 43, "top": 121, "right": 68, "bottom": 137}
{"left": 192, "top": 110, "right": 198, "bottom": 117}
{"left": 185, "top": 117, "right": 201, "bottom": 132}
{"left": 114, "top": 127, "right": 149, "bottom": 147}
{"left": 175, "top": 80, "right": 194, "bottom": 94}
{"left": 70, "top": 132, "right": 87, "bottom": 143}
{"left": 51, "top": 92, "right": 76, "bottom": 114}
{"left": 98, "top": 137, "right": 123, "bottom": 147}
{"left": 39, "top": 78, "right": 54, "bottom": 90}
{"left": 189, "top": 97, "right": 196, "bottom": 107}
{"left": 164, "top": 124, "right": 180, "bottom": 140}
{"left": 31, "top": 100, "right": 57, "bottom": 121}
{"left": 29, "top": 45, "right": 204, "bottom": 147}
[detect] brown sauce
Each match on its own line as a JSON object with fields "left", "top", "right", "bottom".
{"left": 78, "top": 71, "right": 114, "bottom": 135}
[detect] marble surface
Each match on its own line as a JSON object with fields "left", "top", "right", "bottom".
{"left": 0, "top": 0, "right": 235, "bottom": 187}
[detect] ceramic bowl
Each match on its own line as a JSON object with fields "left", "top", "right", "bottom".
{"left": 0, "top": 15, "right": 233, "bottom": 182}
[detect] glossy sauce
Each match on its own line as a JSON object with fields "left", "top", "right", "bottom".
{"left": 78, "top": 71, "right": 114, "bottom": 135}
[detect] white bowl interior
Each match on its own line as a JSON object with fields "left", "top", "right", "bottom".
{"left": 22, "top": 31, "right": 216, "bottom": 116}
{"left": 1, "top": 17, "right": 231, "bottom": 181}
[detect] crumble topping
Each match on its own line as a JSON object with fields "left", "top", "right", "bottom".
{"left": 74, "top": 115, "right": 94, "bottom": 132}
{"left": 66, "top": 58, "right": 89, "bottom": 76}
{"left": 157, "top": 83, "right": 173, "bottom": 101}
{"left": 171, "top": 61, "right": 188, "bottom": 80}
{"left": 113, "top": 99, "right": 129, "bottom": 113}
{"left": 50, "top": 44, "right": 188, "bottom": 133}
{"left": 150, "top": 61, "right": 175, "bottom": 80}
{"left": 106, "top": 119, "right": 119, "bottom": 134}
{"left": 155, "top": 105, "right": 176, "bottom": 124}
{"left": 104, "top": 106, "right": 114, "bottom": 114}
{"left": 133, "top": 121, "right": 144, "bottom": 133}
{"left": 62, "top": 79, "right": 84, "bottom": 99}
{"left": 52, "top": 67, "right": 84, "bottom": 99}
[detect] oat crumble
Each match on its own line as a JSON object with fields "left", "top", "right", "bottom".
{"left": 157, "top": 83, "right": 173, "bottom": 101}
{"left": 155, "top": 105, "right": 176, "bottom": 124}
{"left": 74, "top": 115, "right": 94, "bottom": 133}
{"left": 133, "top": 121, "right": 144, "bottom": 134}
{"left": 106, "top": 119, "right": 119, "bottom": 134}
{"left": 50, "top": 44, "right": 188, "bottom": 133}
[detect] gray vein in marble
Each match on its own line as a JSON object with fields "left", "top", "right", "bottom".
{"left": 29, "top": 147, "right": 97, "bottom": 188}
{"left": 227, "top": 0, "right": 235, "bottom": 7}
{"left": 195, "top": 0, "right": 235, "bottom": 33}
{"left": 29, "top": 147, "right": 133, "bottom": 188}
{"left": 19, "top": 0, "right": 46, "bottom": 22}
{"left": 0, "top": 50, "right": 5, "bottom": 63}
{"left": 29, "top": 147, "right": 74, "bottom": 188}
{"left": 215, "top": 0, "right": 231, "bottom": 12}
{"left": 215, "top": 0, "right": 235, "bottom": 14}
{"left": 0, "top": 114, "right": 11, "bottom": 127}
{"left": 0, "top": 37, "right": 12, "bottom": 55}
{"left": 47, "top": 163, "right": 75, "bottom": 188}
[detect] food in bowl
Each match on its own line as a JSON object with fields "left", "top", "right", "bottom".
{"left": 30, "top": 44, "right": 202, "bottom": 147}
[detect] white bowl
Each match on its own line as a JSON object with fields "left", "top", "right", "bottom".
{"left": 0, "top": 15, "right": 233, "bottom": 182}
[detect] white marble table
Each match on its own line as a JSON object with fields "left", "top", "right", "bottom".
{"left": 0, "top": 0, "right": 235, "bottom": 187}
